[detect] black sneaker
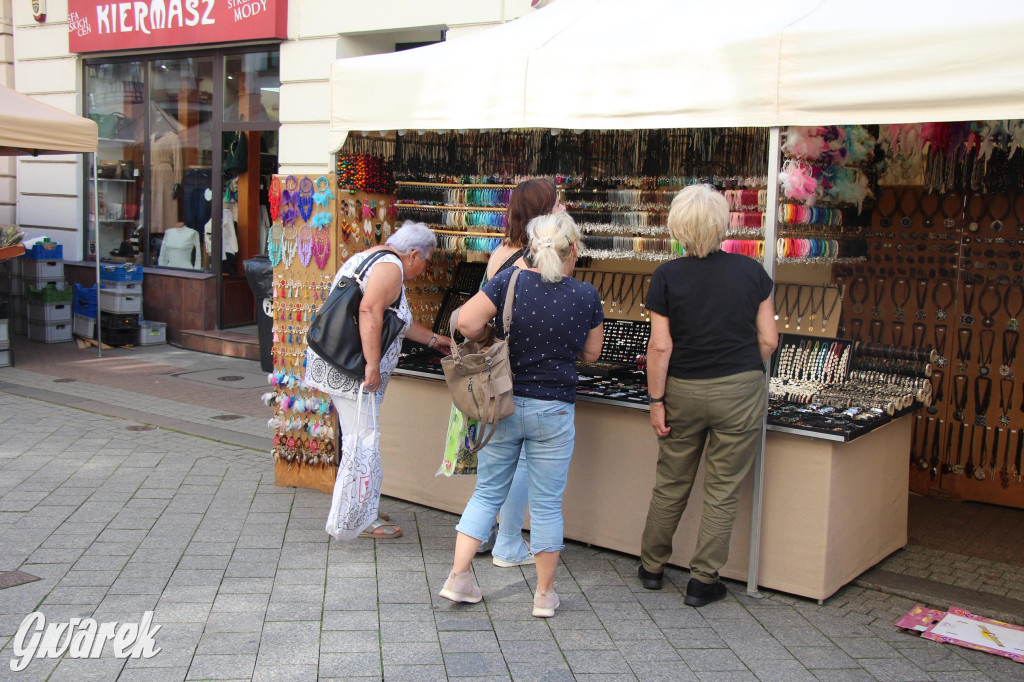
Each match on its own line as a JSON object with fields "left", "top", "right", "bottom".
{"left": 684, "top": 578, "right": 727, "bottom": 607}
{"left": 637, "top": 565, "right": 663, "bottom": 590}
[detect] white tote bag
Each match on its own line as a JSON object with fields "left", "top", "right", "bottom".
{"left": 325, "top": 388, "right": 383, "bottom": 540}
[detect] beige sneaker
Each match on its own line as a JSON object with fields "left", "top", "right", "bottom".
{"left": 532, "top": 587, "right": 559, "bottom": 618}
{"left": 439, "top": 570, "right": 482, "bottom": 604}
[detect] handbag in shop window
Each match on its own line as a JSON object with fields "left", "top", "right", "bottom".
{"left": 441, "top": 269, "right": 519, "bottom": 452}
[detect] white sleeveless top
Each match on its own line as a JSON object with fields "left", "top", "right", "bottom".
{"left": 303, "top": 251, "right": 412, "bottom": 404}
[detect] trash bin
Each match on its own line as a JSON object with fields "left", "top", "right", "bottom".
{"left": 243, "top": 255, "right": 274, "bottom": 372}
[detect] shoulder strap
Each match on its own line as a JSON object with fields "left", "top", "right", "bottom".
{"left": 502, "top": 269, "right": 521, "bottom": 336}
{"left": 353, "top": 249, "right": 398, "bottom": 281}
{"left": 352, "top": 249, "right": 402, "bottom": 309}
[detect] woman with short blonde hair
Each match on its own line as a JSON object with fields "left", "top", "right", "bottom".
{"left": 638, "top": 184, "right": 778, "bottom": 607}
{"left": 667, "top": 184, "right": 729, "bottom": 259}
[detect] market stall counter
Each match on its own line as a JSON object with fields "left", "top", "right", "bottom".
{"left": 380, "top": 369, "right": 911, "bottom": 602}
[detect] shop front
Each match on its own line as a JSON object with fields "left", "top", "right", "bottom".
{"left": 250, "top": 0, "right": 1024, "bottom": 602}
{"left": 68, "top": 0, "right": 285, "bottom": 340}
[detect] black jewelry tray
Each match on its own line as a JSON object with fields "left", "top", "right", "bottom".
{"left": 771, "top": 333, "right": 854, "bottom": 382}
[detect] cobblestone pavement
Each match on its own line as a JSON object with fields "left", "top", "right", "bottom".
{"left": 0, "top": 341, "right": 1022, "bottom": 680}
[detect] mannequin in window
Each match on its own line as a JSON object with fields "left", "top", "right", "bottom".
{"left": 150, "top": 105, "right": 183, "bottom": 233}
{"left": 159, "top": 222, "right": 200, "bottom": 269}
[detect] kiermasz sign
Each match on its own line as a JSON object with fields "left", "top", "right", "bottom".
{"left": 68, "top": 0, "right": 287, "bottom": 53}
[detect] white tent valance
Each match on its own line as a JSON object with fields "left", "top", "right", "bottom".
{"left": 330, "top": 0, "right": 1024, "bottom": 141}
{"left": 0, "top": 84, "right": 98, "bottom": 156}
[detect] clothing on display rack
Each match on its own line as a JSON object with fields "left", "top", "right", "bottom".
{"left": 158, "top": 224, "right": 201, "bottom": 269}
{"left": 205, "top": 208, "right": 239, "bottom": 275}
{"left": 150, "top": 130, "right": 183, "bottom": 232}
{"left": 183, "top": 167, "right": 212, "bottom": 234}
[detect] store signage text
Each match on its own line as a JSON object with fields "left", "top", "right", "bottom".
{"left": 68, "top": 0, "right": 287, "bottom": 52}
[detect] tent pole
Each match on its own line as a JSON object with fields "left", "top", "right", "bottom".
{"left": 747, "top": 125, "right": 780, "bottom": 596}
{"left": 92, "top": 152, "right": 101, "bottom": 358}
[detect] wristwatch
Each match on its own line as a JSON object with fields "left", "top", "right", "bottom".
{"left": 648, "top": 395, "right": 665, "bottom": 404}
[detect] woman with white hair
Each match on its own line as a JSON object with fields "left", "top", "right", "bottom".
{"left": 439, "top": 211, "right": 604, "bottom": 618}
{"left": 306, "top": 221, "right": 451, "bottom": 539}
{"left": 637, "top": 184, "right": 778, "bottom": 606}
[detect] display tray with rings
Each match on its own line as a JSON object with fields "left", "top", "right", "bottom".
{"left": 766, "top": 399, "right": 911, "bottom": 442}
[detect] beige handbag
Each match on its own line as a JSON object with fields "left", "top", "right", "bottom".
{"left": 441, "top": 269, "right": 520, "bottom": 452}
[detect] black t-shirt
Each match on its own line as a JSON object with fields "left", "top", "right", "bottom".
{"left": 645, "top": 251, "right": 773, "bottom": 380}
{"left": 483, "top": 268, "right": 604, "bottom": 403}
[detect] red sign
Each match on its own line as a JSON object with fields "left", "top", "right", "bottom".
{"left": 68, "top": 0, "right": 287, "bottom": 53}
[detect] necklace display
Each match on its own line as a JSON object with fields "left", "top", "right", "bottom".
{"left": 960, "top": 281, "right": 976, "bottom": 326}
{"left": 932, "top": 280, "right": 953, "bottom": 320}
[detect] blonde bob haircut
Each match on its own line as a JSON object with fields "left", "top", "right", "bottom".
{"left": 667, "top": 184, "right": 728, "bottom": 259}
{"left": 527, "top": 211, "right": 581, "bottom": 283}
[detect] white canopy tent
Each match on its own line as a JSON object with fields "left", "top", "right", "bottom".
{"left": 0, "top": 84, "right": 104, "bottom": 355}
{"left": 328, "top": 0, "right": 1024, "bottom": 593}
{"left": 330, "top": 0, "right": 1024, "bottom": 138}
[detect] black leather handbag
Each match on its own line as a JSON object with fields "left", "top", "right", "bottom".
{"left": 307, "top": 250, "right": 405, "bottom": 379}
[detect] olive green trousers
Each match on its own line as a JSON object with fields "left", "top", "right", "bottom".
{"left": 640, "top": 370, "right": 766, "bottom": 584}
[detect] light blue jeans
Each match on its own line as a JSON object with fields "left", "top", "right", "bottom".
{"left": 492, "top": 453, "right": 531, "bottom": 563}
{"left": 456, "top": 397, "right": 575, "bottom": 555}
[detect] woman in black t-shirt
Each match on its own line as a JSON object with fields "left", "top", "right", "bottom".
{"left": 638, "top": 184, "right": 779, "bottom": 607}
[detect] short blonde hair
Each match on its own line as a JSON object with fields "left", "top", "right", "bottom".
{"left": 667, "top": 184, "right": 728, "bottom": 258}
{"left": 527, "top": 212, "right": 581, "bottom": 283}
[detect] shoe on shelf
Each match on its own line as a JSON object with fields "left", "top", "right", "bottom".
{"left": 492, "top": 554, "right": 536, "bottom": 568}
{"left": 638, "top": 564, "right": 664, "bottom": 590}
{"left": 439, "top": 570, "right": 482, "bottom": 604}
{"left": 532, "top": 587, "right": 559, "bottom": 618}
{"left": 683, "top": 578, "right": 727, "bottom": 607}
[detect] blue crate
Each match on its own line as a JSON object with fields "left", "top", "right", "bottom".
{"left": 73, "top": 283, "right": 98, "bottom": 318}
{"left": 99, "top": 263, "right": 144, "bottom": 283}
{"left": 22, "top": 241, "right": 63, "bottom": 260}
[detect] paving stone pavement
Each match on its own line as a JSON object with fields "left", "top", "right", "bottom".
{"left": 0, "top": 344, "right": 1022, "bottom": 680}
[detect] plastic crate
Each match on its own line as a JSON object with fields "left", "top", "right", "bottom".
{"left": 73, "top": 284, "right": 98, "bottom": 318}
{"left": 26, "top": 280, "right": 70, "bottom": 303}
{"left": 100, "top": 311, "right": 140, "bottom": 330}
{"left": 137, "top": 320, "right": 167, "bottom": 345}
{"left": 100, "top": 327, "right": 138, "bottom": 347}
{"left": 22, "top": 258, "right": 64, "bottom": 280}
{"left": 27, "top": 320, "right": 73, "bottom": 344}
{"left": 100, "top": 281, "right": 142, "bottom": 295}
{"left": 99, "top": 263, "right": 144, "bottom": 283}
{"left": 27, "top": 301, "right": 72, "bottom": 324}
{"left": 23, "top": 241, "right": 63, "bottom": 260}
{"left": 73, "top": 313, "right": 95, "bottom": 339}
{"left": 99, "top": 289, "right": 142, "bottom": 314}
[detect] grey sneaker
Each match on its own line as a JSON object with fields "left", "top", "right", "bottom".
{"left": 492, "top": 554, "right": 536, "bottom": 568}
{"left": 532, "top": 587, "right": 559, "bottom": 618}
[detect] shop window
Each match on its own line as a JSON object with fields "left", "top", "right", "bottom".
{"left": 149, "top": 57, "right": 215, "bottom": 270}
{"left": 224, "top": 51, "right": 280, "bottom": 123}
{"left": 84, "top": 62, "right": 145, "bottom": 261}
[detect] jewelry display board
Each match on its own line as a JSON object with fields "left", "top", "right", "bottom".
{"left": 833, "top": 186, "right": 1024, "bottom": 508}
{"left": 266, "top": 173, "right": 341, "bottom": 492}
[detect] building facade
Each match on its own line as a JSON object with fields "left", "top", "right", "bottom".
{"left": 7, "top": 0, "right": 535, "bottom": 335}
